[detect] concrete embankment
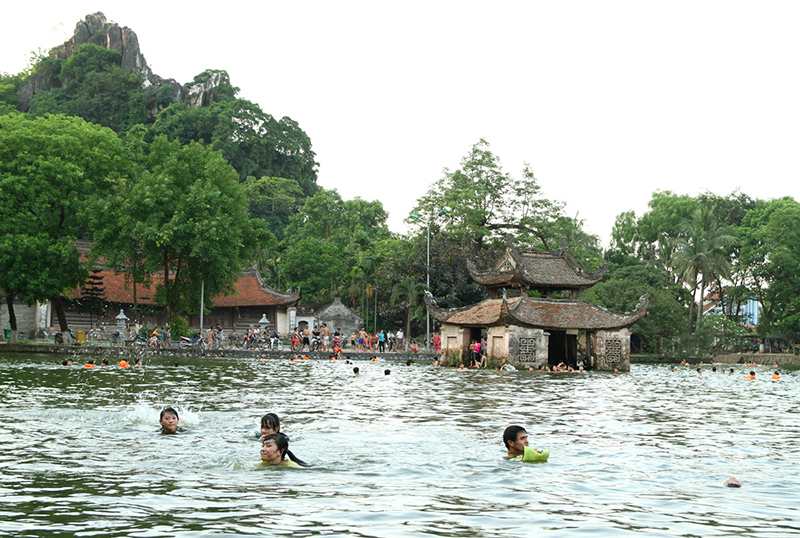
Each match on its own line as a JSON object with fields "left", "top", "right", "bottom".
{"left": 0, "top": 342, "right": 436, "bottom": 361}
{"left": 710, "top": 353, "right": 800, "bottom": 367}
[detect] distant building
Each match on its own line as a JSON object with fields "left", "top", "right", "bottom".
{"left": 426, "top": 237, "right": 648, "bottom": 371}
{"left": 702, "top": 289, "right": 760, "bottom": 326}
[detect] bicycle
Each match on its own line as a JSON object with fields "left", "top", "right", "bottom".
{"left": 224, "top": 333, "right": 243, "bottom": 349}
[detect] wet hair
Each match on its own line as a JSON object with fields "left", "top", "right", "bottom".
{"left": 750, "top": 371, "right": 756, "bottom": 375}
{"left": 101, "top": 359, "right": 109, "bottom": 366}
{"left": 260, "top": 413, "right": 280, "bottom": 433}
{"left": 503, "top": 425, "right": 527, "bottom": 449}
{"left": 353, "top": 367, "right": 359, "bottom": 374}
{"left": 406, "top": 359, "right": 412, "bottom": 366}
{"left": 160, "top": 407, "right": 179, "bottom": 420}
{"left": 263, "top": 433, "right": 310, "bottom": 467}
{"left": 384, "top": 369, "right": 390, "bottom": 375}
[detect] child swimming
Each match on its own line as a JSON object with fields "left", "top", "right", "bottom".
{"left": 259, "top": 412, "right": 281, "bottom": 440}
{"left": 260, "top": 433, "right": 310, "bottom": 467}
{"left": 159, "top": 407, "right": 185, "bottom": 434}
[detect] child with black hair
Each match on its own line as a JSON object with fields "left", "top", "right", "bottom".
{"left": 159, "top": 407, "right": 186, "bottom": 434}
{"left": 260, "top": 433, "right": 310, "bottom": 467}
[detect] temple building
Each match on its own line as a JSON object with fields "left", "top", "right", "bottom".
{"left": 425, "top": 237, "right": 648, "bottom": 371}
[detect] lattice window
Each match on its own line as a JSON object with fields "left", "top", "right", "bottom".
{"left": 519, "top": 337, "right": 538, "bottom": 364}
{"left": 606, "top": 339, "right": 622, "bottom": 362}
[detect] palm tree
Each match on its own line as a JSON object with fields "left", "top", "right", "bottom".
{"left": 670, "top": 205, "right": 736, "bottom": 332}
{"left": 390, "top": 276, "right": 427, "bottom": 346}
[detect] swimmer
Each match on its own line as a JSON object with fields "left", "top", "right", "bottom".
{"left": 503, "top": 425, "right": 549, "bottom": 462}
{"left": 259, "top": 412, "right": 281, "bottom": 440}
{"left": 458, "top": 363, "right": 467, "bottom": 370}
{"left": 119, "top": 359, "right": 130, "bottom": 368}
{"left": 353, "top": 367, "right": 359, "bottom": 375}
{"left": 260, "top": 433, "right": 309, "bottom": 467}
{"left": 384, "top": 369, "right": 391, "bottom": 375}
{"left": 432, "top": 358, "right": 439, "bottom": 367}
{"left": 696, "top": 367, "right": 702, "bottom": 374}
{"left": 614, "top": 367, "right": 621, "bottom": 373}
{"left": 745, "top": 371, "right": 756, "bottom": 380}
{"left": 85, "top": 360, "right": 95, "bottom": 368}
{"left": 135, "top": 358, "right": 142, "bottom": 366}
{"left": 101, "top": 359, "right": 109, "bottom": 366}
{"left": 712, "top": 367, "right": 717, "bottom": 373}
{"left": 159, "top": 407, "right": 185, "bottom": 434}
{"left": 670, "top": 366, "right": 676, "bottom": 372}
{"left": 771, "top": 371, "right": 780, "bottom": 380}
{"left": 729, "top": 368, "right": 734, "bottom": 374}
{"left": 724, "top": 477, "right": 742, "bottom": 488}
{"left": 62, "top": 359, "right": 73, "bottom": 366}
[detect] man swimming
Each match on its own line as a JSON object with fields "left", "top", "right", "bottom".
{"left": 503, "top": 425, "right": 549, "bottom": 462}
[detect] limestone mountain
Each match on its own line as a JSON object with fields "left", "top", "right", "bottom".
{"left": 17, "top": 12, "right": 220, "bottom": 119}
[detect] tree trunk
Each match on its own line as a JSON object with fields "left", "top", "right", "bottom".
{"left": 52, "top": 297, "right": 73, "bottom": 344}
{"left": 5, "top": 295, "right": 19, "bottom": 344}
{"left": 405, "top": 309, "right": 411, "bottom": 351}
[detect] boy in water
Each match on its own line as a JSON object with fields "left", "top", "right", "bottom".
{"left": 159, "top": 407, "right": 185, "bottom": 434}
{"left": 503, "top": 425, "right": 549, "bottom": 462}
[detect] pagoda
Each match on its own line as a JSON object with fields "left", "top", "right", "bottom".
{"left": 425, "top": 236, "right": 647, "bottom": 371}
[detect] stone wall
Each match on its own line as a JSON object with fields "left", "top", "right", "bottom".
{"left": 508, "top": 326, "right": 548, "bottom": 369}
{"left": 593, "top": 328, "right": 632, "bottom": 371}
{"left": 0, "top": 301, "right": 39, "bottom": 340}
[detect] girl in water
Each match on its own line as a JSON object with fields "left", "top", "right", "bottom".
{"left": 259, "top": 413, "right": 281, "bottom": 440}
{"left": 260, "top": 433, "right": 310, "bottom": 467}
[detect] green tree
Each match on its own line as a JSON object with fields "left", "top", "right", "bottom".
{"left": 148, "top": 97, "right": 319, "bottom": 198}
{"left": 669, "top": 205, "right": 736, "bottom": 332}
{"left": 582, "top": 263, "right": 689, "bottom": 355}
{"left": 281, "top": 238, "right": 345, "bottom": 302}
{"left": 390, "top": 276, "right": 427, "bottom": 345}
{"left": 244, "top": 176, "right": 304, "bottom": 240}
{"left": 28, "top": 44, "right": 147, "bottom": 132}
{"left": 88, "top": 135, "right": 272, "bottom": 319}
{"left": 0, "top": 113, "right": 125, "bottom": 339}
{"left": 412, "top": 139, "right": 568, "bottom": 258}
{"left": 738, "top": 197, "right": 800, "bottom": 338}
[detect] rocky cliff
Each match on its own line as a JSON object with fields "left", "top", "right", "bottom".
{"left": 17, "top": 12, "right": 221, "bottom": 118}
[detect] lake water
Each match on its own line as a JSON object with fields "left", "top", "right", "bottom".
{"left": 0, "top": 352, "right": 798, "bottom": 537}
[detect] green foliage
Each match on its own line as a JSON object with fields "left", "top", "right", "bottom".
{"left": 87, "top": 135, "right": 272, "bottom": 317}
{"left": 738, "top": 197, "right": 800, "bottom": 337}
{"left": 582, "top": 263, "right": 689, "bottom": 354}
{"left": 245, "top": 175, "right": 304, "bottom": 240}
{"left": 281, "top": 238, "right": 345, "bottom": 302}
{"left": 412, "top": 139, "right": 574, "bottom": 258}
{"left": 28, "top": 44, "right": 146, "bottom": 132}
{"left": 0, "top": 113, "right": 124, "bottom": 330}
{"left": 148, "top": 98, "right": 319, "bottom": 198}
{"left": 0, "top": 71, "right": 25, "bottom": 110}
{"left": 168, "top": 315, "right": 191, "bottom": 338}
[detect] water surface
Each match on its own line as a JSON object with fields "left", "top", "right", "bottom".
{"left": 0, "top": 352, "right": 798, "bottom": 537}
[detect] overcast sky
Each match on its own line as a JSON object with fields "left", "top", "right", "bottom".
{"left": 3, "top": 1, "right": 799, "bottom": 245}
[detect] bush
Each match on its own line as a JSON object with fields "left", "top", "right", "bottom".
{"left": 169, "top": 315, "right": 190, "bottom": 337}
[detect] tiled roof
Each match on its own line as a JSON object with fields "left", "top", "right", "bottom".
{"left": 468, "top": 238, "right": 607, "bottom": 290}
{"left": 425, "top": 292, "right": 647, "bottom": 331}
{"left": 69, "top": 267, "right": 298, "bottom": 307}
